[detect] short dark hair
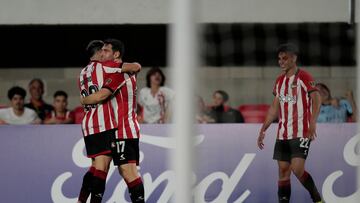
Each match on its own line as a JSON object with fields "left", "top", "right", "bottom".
{"left": 103, "top": 38, "right": 125, "bottom": 59}
{"left": 146, "top": 67, "right": 165, "bottom": 88}
{"left": 86, "top": 40, "right": 104, "bottom": 58}
{"left": 53, "top": 90, "right": 68, "bottom": 99}
{"left": 277, "top": 43, "right": 299, "bottom": 55}
{"left": 8, "top": 86, "right": 26, "bottom": 100}
{"left": 214, "top": 90, "right": 229, "bottom": 102}
{"left": 29, "top": 78, "right": 44, "bottom": 89}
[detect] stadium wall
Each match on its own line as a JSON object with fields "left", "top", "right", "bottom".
{"left": 0, "top": 0, "right": 349, "bottom": 24}
{"left": 0, "top": 124, "right": 357, "bottom": 202}
{"left": 0, "top": 67, "right": 355, "bottom": 110}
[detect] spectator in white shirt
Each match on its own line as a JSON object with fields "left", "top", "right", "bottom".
{"left": 138, "top": 67, "right": 174, "bottom": 123}
{"left": 0, "top": 86, "right": 41, "bottom": 125}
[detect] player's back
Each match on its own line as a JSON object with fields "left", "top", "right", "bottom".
{"left": 78, "top": 61, "right": 117, "bottom": 136}
{"left": 100, "top": 61, "right": 140, "bottom": 139}
{"left": 117, "top": 73, "right": 140, "bottom": 139}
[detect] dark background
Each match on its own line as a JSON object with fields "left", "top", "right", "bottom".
{"left": 0, "top": 23, "right": 356, "bottom": 68}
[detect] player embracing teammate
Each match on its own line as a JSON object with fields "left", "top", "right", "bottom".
{"left": 77, "top": 39, "right": 144, "bottom": 203}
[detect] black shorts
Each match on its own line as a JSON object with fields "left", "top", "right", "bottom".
{"left": 84, "top": 129, "right": 115, "bottom": 158}
{"left": 110, "top": 138, "right": 140, "bottom": 166}
{"left": 273, "top": 138, "right": 311, "bottom": 162}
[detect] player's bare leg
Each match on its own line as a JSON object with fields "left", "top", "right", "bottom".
{"left": 118, "top": 163, "right": 145, "bottom": 203}
{"left": 277, "top": 161, "right": 291, "bottom": 203}
{"left": 291, "top": 158, "right": 322, "bottom": 203}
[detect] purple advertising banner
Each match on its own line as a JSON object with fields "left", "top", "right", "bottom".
{"left": 0, "top": 124, "right": 358, "bottom": 203}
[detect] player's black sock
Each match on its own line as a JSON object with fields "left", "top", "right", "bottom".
{"left": 299, "top": 171, "right": 322, "bottom": 202}
{"left": 90, "top": 169, "right": 107, "bottom": 203}
{"left": 78, "top": 166, "right": 96, "bottom": 203}
{"left": 127, "top": 177, "right": 145, "bottom": 203}
{"left": 278, "top": 179, "right": 291, "bottom": 203}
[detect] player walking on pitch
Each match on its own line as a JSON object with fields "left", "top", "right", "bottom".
{"left": 257, "top": 43, "right": 323, "bottom": 203}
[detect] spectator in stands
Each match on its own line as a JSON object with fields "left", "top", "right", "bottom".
{"left": 316, "top": 83, "right": 357, "bottom": 123}
{"left": 207, "top": 90, "right": 244, "bottom": 123}
{"left": 25, "top": 78, "right": 53, "bottom": 122}
{"left": 138, "top": 67, "right": 175, "bottom": 123}
{"left": 44, "top": 90, "right": 74, "bottom": 124}
{"left": 196, "top": 95, "right": 215, "bottom": 123}
{"left": 0, "top": 86, "right": 41, "bottom": 125}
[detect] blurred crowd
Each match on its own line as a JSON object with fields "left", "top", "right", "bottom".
{"left": 0, "top": 71, "right": 357, "bottom": 125}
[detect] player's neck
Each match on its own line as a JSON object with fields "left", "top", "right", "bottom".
{"left": 285, "top": 65, "right": 298, "bottom": 77}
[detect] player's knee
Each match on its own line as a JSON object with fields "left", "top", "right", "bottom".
{"left": 279, "top": 166, "right": 291, "bottom": 177}
{"left": 119, "top": 165, "right": 139, "bottom": 182}
{"left": 291, "top": 168, "right": 304, "bottom": 178}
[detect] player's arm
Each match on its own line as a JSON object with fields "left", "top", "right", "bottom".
{"left": 80, "top": 88, "right": 113, "bottom": 105}
{"left": 308, "top": 90, "right": 321, "bottom": 140}
{"left": 257, "top": 96, "right": 280, "bottom": 149}
{"left": 121, "top": 62, "right": 141, "bottom": 73}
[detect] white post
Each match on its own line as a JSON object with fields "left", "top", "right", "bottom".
{"left": 169, "top": 0, "right": 198, "bottom": 202}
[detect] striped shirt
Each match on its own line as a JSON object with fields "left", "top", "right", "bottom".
{"left": 103, "top": 61, "right": 140, "bottom": 139}
{"left": 273, "top": 69, "right": 317, "bottom": 140}
{"left": 78, "top": 61, "right": 120, "bottom": 136}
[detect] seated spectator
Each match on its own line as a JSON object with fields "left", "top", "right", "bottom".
{"left": 207, "top": 90, "right": 244, "bottom": 123}
{"left": 138, "top": 67, "right": 175, "bottom": 123}
{"left": 44, "top": 90, "right": 74, "bottom": 124}
{"left": 0, "top": 86, "right": 41, "bottom": 125}
{"left": 196, "top": 95, "right": 215, "bottom": 123}
{"left": 25, "top": 78, "right": 54, "bottom": 122}
{"left": 316, "top": 83, "right": 357, "bottom": 123}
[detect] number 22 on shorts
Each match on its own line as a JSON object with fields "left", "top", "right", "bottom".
{"left": 299, "top": 138, "right": 310, "bottom": 148}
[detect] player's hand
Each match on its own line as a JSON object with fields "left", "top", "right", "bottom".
{"left": 257, "top": 130, "right": 266, "bottom": 150}
{"left": 80, "top": 96, "right": 85, "bottom": 105}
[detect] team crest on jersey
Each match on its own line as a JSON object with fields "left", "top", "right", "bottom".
{"left": 105, "top": 78, "right": 112, "bottom": 85}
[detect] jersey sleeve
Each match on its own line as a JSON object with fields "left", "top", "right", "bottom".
{"left": 300, "top": 70, "right": 317, "bottom": 93}
{"left": 102, "top": 72, "right": 126, "bottom": 93}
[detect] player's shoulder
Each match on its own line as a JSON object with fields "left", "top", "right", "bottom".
{"left": 297, "top": 68, "right": 313, "bottom": 78}
{"left": 275, "top": 73, "right": 285, "bottom": 83}
{"left": 101, "top": 60, "right": 120, "bottom": 68}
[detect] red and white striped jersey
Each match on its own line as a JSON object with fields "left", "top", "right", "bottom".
{"left": 103, "top": 61, "right": 140, "bottom": 139}
{"left": 78, "top": 61, "right": 119, "bottom": 136}
{"left": 273, "top": 69, "right": 317, "bottom": 140}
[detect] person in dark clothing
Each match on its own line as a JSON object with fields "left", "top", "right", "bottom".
{"left": 207, "top": 90, "right": 244, "bottom": 123}
{"left": 25, "top": 78, "right": 53, "bottom": 122}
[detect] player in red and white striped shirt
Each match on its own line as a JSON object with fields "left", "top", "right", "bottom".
{"left": 257, "top": 43, "right": 322, "bottom": 203}
{"left": 77, "top": 40, "right": 119, "bottom": 203}
{"left": 81, "top": 39, "right": 144, "bottom": 203}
